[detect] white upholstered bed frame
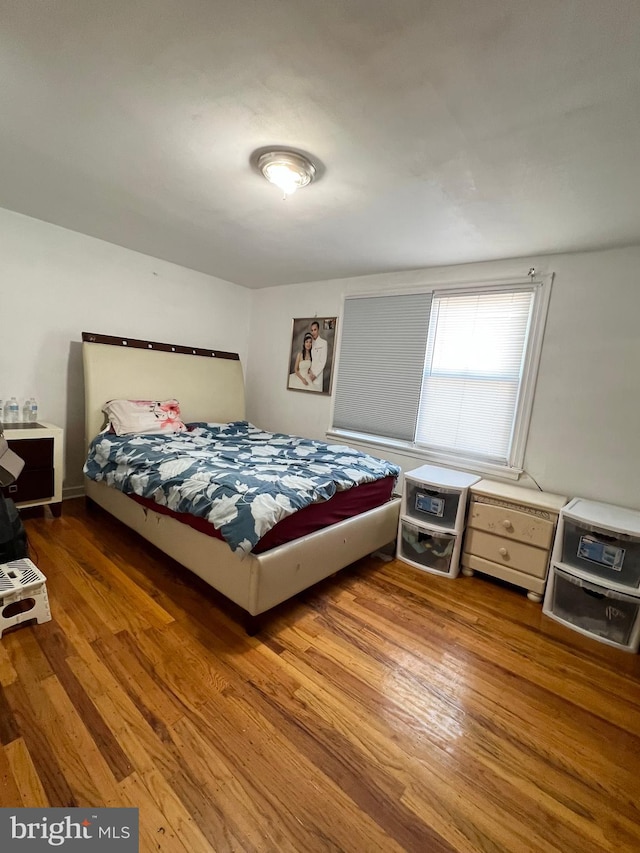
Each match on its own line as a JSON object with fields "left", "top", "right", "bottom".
{"left": 82, "top": 333, "right": 400, "bottom": 620}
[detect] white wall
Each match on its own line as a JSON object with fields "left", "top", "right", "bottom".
{"left": 1, "top": 208, "right": 251, "bottom": 494}
{"left": 245, "top": 246, "right": 640, "bottom": 511}
{"left": 4, "top": 206, "right": 638, "bottom": 513}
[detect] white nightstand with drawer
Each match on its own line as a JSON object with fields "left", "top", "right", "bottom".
{"left": 397, "top": 464, "right": 480, "bottom": 578}
{"left": 543, "top": 498, "right": 640, "bottom": 651}
{"left": 461, "top": 480, "right": 567, "bottom": 602}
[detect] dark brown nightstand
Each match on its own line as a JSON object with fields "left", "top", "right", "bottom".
{"left": 1, "top": 422, "right": 64, "bottom": 516}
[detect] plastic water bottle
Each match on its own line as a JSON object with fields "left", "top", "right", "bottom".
{"left": 22, "top": 399, "right": 31, "bottom": 422}
{"left": 28, "top": 398, "right": 38, "bottom": 422}
{"left": 7, "top": 397, "right": 19, "bottom": 423}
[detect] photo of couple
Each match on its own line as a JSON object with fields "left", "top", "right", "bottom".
{"left": 287, "top": 317, "right": 338, "bottom": 395}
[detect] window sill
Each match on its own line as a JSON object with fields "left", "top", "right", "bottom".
{"left": 326, "top": 429, "right": 524, "bottom": 481}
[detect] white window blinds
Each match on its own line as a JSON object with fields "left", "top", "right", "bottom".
{"left": 414, "top": 288, "right": 535, "bottom": 465}
{"left": 333, "top": 292, "right": 432, "bottom": 441}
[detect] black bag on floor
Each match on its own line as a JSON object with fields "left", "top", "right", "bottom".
{"left": 0, "top": 494, "right": 28, "bottom": 563}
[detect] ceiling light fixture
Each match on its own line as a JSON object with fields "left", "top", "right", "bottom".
{"left": 257, "top": 150, "right": 316, "bottom": 198}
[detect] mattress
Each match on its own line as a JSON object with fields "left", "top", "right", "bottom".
{"left": 129, "top": 475, "right": 396, "bottom": 553}
{"left": 84, "top": 421, "right": 401, "bottom": 554}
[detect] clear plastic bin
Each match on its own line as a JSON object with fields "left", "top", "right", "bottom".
{"left": 404, "top": 479, "right": 461, "bottom": 529}
{"left": 544, "top": 566, "right": 640, "bottom": 652}
{"left": 397, "top": 518, "right": 460, "bottom": 576}
{"left": 560, "top": 519, "right": 640, "bottom": 588}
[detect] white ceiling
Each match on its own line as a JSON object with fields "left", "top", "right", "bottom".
{"left": 2, "top": 1, "right": 640, "bottom": 288}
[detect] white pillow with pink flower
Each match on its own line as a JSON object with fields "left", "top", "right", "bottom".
{"left": 103, "top": 399, "right": 187, "bottom": 436}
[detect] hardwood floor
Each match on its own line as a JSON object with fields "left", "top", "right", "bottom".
{"left": 1, "top": 499, "right": 640, "bottom": 852}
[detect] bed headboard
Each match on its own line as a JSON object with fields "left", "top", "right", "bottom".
{"left": 82, "top": 332, "right": 246, "bottom": 445}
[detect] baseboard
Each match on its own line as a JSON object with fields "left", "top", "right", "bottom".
{"left": 63, "top": 485, "right": 85, "bottom": 500}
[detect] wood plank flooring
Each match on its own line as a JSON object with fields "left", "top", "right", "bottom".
{"left": 1, "top": 498, "right": 640, "bottom": 852}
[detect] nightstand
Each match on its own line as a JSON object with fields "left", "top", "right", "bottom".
{"left": 461, "top": 479, "right": 567, "bottom": 602}
{"left": 397, "top": 464, "right": 480, "bottom": 578}
{"left": 543, "top": 498, "right": 640, "bottom": 651}
{"left": 1, "top": 422, "right": 64, "bottom": 516}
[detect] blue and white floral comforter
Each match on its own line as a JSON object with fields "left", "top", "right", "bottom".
{"left": 84, "top": 421, "right": 400, "bottom": 554}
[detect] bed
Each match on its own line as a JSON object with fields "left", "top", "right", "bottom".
{"left": 82, "top": 332, "right": 401, "bottom": 629}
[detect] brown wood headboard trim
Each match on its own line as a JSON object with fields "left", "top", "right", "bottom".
{"left": 82, "top": 332, "right": 240, "bottom": 361}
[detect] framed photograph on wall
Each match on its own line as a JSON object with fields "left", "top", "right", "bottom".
{"left": 287, "top": 317, "right": 338, "bottom": 395}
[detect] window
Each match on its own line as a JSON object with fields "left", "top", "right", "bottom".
{"left": 331, "top": 277, "right": 551, "bottom": 474}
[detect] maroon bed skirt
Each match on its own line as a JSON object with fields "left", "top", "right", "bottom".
{"left": 129, "top": 476, "right": 396, "bottom": 554}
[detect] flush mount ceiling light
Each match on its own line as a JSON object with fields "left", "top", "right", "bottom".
{"left": 256, "top": 150, "right": 317, "bottom": 197}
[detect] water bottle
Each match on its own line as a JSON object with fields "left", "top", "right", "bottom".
{"left": 7, "top": 397, "right": 19, "bottom": 423}
{"left": 22, "top": 399, "right": 31, "bottom": 422}
{"left": 29, "top": 398, "right": 38, "bottom": 422}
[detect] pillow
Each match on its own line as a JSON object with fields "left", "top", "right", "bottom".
{"left": 103, "top": 399, "right": 187, "bottom": 436}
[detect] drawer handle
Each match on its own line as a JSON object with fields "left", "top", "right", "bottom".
{"left": 498, "top": 547, "right": 509, "bottom": 557}
{"left": 502, "top": 520, "right": 513, "bottom": 530}
{"left": 592, "top": 532, "right": 617, "bottom": 544}
{"left": 584, "top": 588, "right": 605, "bottom": 600}
{"left": 8, "top": 485, "right": 18, "bottom": 493}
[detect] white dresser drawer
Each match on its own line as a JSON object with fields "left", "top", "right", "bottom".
{"left": 469, "top": 501, "right": 555, "bottom": 550}
{"left": 463, "top": 528, "right": 549, "bottom": 578}
{"left": 461, "top": 554, "right": 547, "bottom": 596}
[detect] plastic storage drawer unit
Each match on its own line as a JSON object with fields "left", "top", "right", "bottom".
{"left": 543, "top": 565, "right": 640, "bottom": 652}
{"left": 554, "top": 498, "right": 640, "bottom": 590}
{"left": 398, "top": 519, "right": 460, "bottom": 576}
{"left": 402, "top": 465, "right": 480, "bottom": 530}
